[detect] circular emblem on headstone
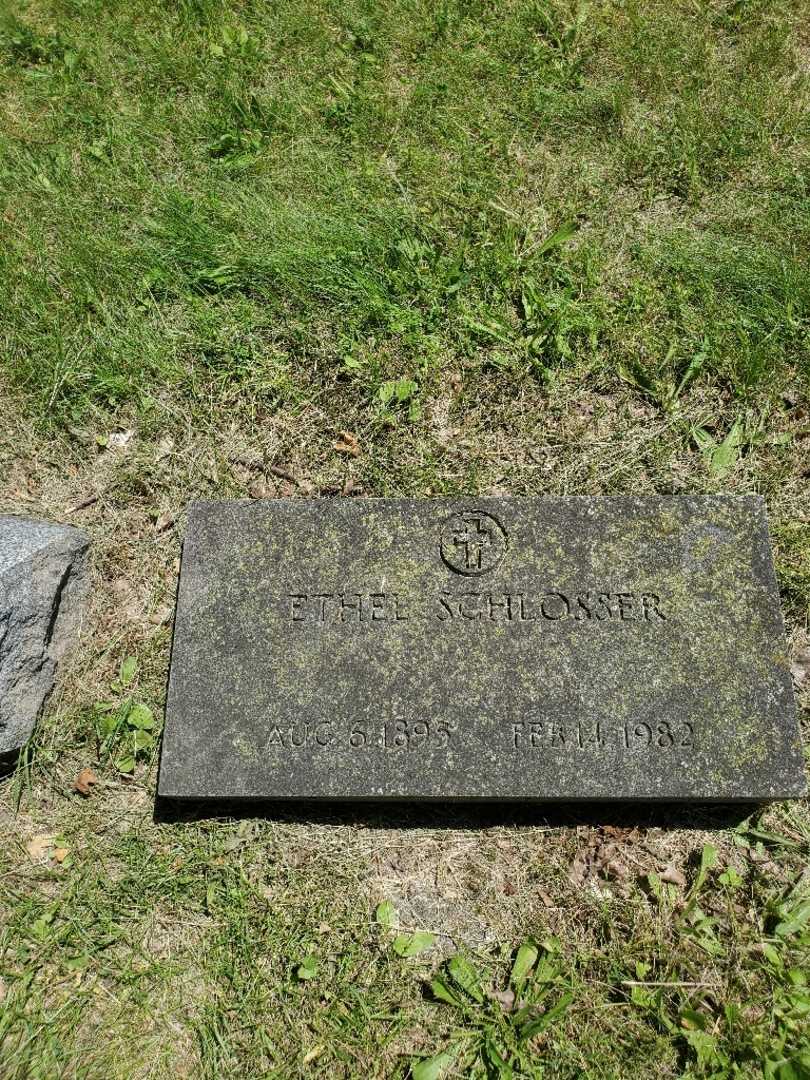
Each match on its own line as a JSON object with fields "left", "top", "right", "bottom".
{"left": 439, "top": 510, "right": 508, "bottom": 576}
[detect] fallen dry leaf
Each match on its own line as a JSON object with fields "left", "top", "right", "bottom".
{"left": 602, "top": 856, "right": 631, "bottom": 882}
{"left": 67, "top": 494, "right": 99, "bottom": 515}
{"left": 268, "top": 463, "right": 300, "bottom": 484}
{"left": 231, "top": 449, "right": 263, "bottom": 472}
{"left": 570, "top": 830, "right": 636, "bottom": 893}
{"left": 148, "top": 605, "right": 173, "bottom": 626}
{"left": 154, "top": 510, "right": 176, "bottom": 532}
{"left": 601, "top": 825, "right": 637, "bottom": 840}
{"left": 26, "top": 834, "right": 56, "bottom": 861}
{"left": 660, "top": 864, "right": 687, "bottom": 888}
{"left": 107, "top": 429, "right": 135, "bottom": 450}
{"left": 491, "top": 988, "right": 516, "bottom": 1012}
{"left": 790, "top": 647, "right": 810, "bottom": 690}
{"left": 53, "top": 847, "right": 69, "bottom": 863}
{"left": 203, "top": 456, "right": 220, "bottom": 483}
{"left": 334, "top": 431, "right": 360, "bottom": 456}
{"left": 569, "top": 850, "right": 589, "bottom": 887}
{"left": 74, "top": 767, "right": 98, "bottom": 796}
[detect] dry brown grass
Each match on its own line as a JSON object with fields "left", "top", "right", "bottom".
{"left": 2, "top": 358, "right": 808, "bottom": 1075}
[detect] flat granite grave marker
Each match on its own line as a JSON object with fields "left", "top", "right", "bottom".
{"left": 158, "top": 496, "right": 805, "bottom": 802}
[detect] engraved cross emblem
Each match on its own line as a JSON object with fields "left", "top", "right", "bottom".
{"left": 453, "top": 517, "right": 492, "bottom": 572}
{"left": 440, "top": 509, "right": 508, "bottom": 576}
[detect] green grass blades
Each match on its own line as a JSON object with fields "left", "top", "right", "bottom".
{"left": 1, "top": 0, "right": 808, "bottom": 425}
{"left": 1, "top": 1, "right": 810, "bottom": 1077}
{"left": 417, "top": 941, "right": 574, "bottom": 1077}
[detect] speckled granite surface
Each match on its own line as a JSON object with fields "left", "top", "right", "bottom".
{"left": 158, "top": 496, "right": 805, "bottom": 802}
{"left": 0, "top": 516, "right": 89, "bottom": 753}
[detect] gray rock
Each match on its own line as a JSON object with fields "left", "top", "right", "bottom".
{"left": 0, "top": 516, "right": 90, "bottom": 753}
{"left": 159, "top": 496, "right": 805, "bottom": 803}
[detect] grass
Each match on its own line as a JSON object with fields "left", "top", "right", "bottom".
{"left": 0, "top": 0, "right": 809, "bottom": 1076}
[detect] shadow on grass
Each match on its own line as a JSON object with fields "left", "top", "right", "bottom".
{"left": 153, "top": 795, "right": 760, "bottom": 831}
{"left": 0, "top": 749, "right": 20, "bottom": 784}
